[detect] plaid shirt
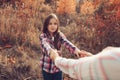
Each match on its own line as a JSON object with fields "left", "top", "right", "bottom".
{"left": 55, "top": 47, "right": 120, "bottom": 80}
{"left": 39, "top": 32, "right": 76, "bottom": 73}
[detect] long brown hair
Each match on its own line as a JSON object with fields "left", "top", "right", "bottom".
{"left": 42, "top": 13, "right": 60, "bottom": 50}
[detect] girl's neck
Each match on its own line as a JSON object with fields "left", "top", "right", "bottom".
{"left": 49, "top": 33, "right": 54, "bottom": 37}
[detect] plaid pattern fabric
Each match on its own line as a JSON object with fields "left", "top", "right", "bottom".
{"left": 55, "top": 47, "right": 120, "bottom": 80}
{"left": 39, "top": 32, "right": 76, "bottom": 73}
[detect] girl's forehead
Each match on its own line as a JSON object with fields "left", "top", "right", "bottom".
{"left": 50, "top": 18, "right": 58, "bottom": 22}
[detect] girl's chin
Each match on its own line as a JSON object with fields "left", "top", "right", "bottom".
{"left": 49, "top": 31, "right": 56, "bottom": 34}
{"left": 50, "top": 31, "right": 56, "bottom": 33}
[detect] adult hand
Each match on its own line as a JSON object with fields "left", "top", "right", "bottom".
{"left": 50, "top": 49, "right": 59, "bottom": 61}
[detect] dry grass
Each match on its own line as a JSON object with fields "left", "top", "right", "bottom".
{"left": 0, "top": 0, "right": 120, "bottom": 80}
{"left": 0, "top": 46, "right": 42, "bottom": 80}
{"left": 0, "top": 0, "right": 53, "bottom": 48}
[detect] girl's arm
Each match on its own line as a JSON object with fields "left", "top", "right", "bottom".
{"left": 40, "top": 33, "right": 52, "bottom": 56}
{"left": 59, "top": 32, "right": 93, "bottom": 57}
{"left": 59, "top": 32, "right": 77, "bottom": 53}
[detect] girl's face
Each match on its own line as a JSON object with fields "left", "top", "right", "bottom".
{"left": 48, "top": 18, "right": 58, "bottom": 36}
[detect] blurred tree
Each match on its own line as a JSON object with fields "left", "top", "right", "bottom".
{"left": 56, "top": 0, "right": 76, "bottom": 15}
{"left": 80, "top": 1, "right": 95, "bottom": 15}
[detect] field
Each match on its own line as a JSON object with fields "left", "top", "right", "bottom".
{"left": 0, "top": 0, "right": 120, "bottom": 80}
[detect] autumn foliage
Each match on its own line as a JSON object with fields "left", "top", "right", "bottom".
{"left": 80, "top": 1, "right": 95, "bottom": 15}
{"left": 56, "top": 0, "right": 76, "bottom": 14}
{"left": 0, "top": 0, "right": 120, "bottom": 80}
{"left": 0, "top": 0, "right": 46, "bottom": 47}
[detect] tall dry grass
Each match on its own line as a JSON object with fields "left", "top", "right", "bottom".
{"left": 0, "top": 0, "right": 120, "bottom": 80}
{"left": 0, "top": 0, "right": 53, "bottom": 49}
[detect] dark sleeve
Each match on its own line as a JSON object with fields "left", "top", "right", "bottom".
{"left": 59, "top": 32, "right": 76, "bottom": 54}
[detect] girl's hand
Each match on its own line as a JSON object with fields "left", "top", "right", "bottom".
{"left": 80, "top": 50, "right": 93, "bottom": 57}
{"left": 75, "top": 48, "right": 93, "bottom": 58}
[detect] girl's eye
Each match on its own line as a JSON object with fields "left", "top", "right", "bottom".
{"left": 49, "top": 23, "right": 57, "bottom": 25}
{"left": 54, "top": 23, "right": 57, "bottom": 25}
{"left": 49, "top": 23, "right": 52, "bottom": 25}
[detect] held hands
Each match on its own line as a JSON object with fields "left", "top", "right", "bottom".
{"left": 49, "top": 48, "right": 93, "bottom": 61}
{"left": 50, "top": 49, "right": 59, "bottom": 61}
{"left": 75, "top": 48, "right": 93, "bottom": 58}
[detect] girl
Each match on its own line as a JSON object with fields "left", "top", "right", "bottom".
{"left": 39, "top": 13, "right": 92, "bottom": 80}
